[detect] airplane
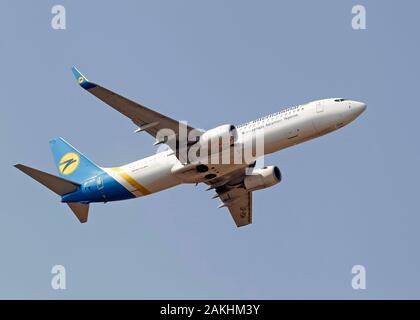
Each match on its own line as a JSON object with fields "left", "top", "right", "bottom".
{"left": 15, "top": 67, "right": 366, "bottom": 227}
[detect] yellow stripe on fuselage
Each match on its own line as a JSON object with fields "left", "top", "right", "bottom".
{"left": 112, "top": 167, "right": 151, "bottom": 196}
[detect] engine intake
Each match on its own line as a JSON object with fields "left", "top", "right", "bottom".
{"left": 198, "top": 124, "right": 238, "bottom": 155}
{"left": 244, "top": 166, "right": 281, "bottom": 191}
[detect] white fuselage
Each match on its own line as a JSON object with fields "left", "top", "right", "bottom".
{"left": 103, "top": 98, "right": 366, "bottom": 197}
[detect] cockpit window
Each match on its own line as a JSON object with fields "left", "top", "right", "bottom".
{"left": 334, "top": 98, "right": 347, "bottom": 102}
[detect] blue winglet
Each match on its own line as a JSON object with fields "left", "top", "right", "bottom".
{"left": 71, "top": 67, "right": 97, "bottom": 90}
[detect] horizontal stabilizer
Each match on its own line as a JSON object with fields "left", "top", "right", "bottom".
{"left": 67, "top": 202, "right": 89, "bottom": 223}
{"left": 14, "top": 164, "right": 80, "bottom": 196}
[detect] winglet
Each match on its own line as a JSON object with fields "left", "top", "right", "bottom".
{"left": 71, "top": 67, "right": 97, "bottom": 90}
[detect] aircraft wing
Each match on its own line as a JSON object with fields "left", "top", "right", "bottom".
{"left": 217, "top": 187, "right": 252, "bottom": 227}
{"left": 71, "top": 67, "right": 203, "bottom": 158}
{"left": 206, "top": 166, "right": 253, "bottom": 228}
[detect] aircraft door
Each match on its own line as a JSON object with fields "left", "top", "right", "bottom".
{"left": 96, "top": 175, "right": 105, "bottom": 197}
{"left": 316, "top": 101, "right": 324, "bottom": 113}
{"left": 96, "top": 176, "right": 103, "bottom": 190}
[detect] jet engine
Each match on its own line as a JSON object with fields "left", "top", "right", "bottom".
{"left": 243, "top": 166, "right": 282, "bottom": 191}
{"left": 198, "top": 124, "right": 238, "bottom": 154}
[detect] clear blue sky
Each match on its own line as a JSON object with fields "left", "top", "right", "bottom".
{"left": 1, "top": 0, "right": 419, "bottom": 299}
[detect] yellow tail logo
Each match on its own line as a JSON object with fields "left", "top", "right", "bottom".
{"left": 59, "top": 152, "right": 80, "bottom": 175}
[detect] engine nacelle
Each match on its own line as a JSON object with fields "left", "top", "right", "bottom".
{"left": 244, "top": 166, "right": 282, "bottom": 191}
{"left": 198, "top": 124, "right": 238, "bottom": 154}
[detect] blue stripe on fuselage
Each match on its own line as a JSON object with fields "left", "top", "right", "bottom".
{"left": 61, "top": 170, "right": 135, "bottom": 203}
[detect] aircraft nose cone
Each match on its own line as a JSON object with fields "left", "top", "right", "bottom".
{"left": 352, "top": 101, "right": 367, "bottom": 116}
{"left": 359, "top": 102, "right": 367, "bottom": 113}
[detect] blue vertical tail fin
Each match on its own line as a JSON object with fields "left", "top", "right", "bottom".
{"left": 49, "top": 137, "right": 103, "bottom": 184}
